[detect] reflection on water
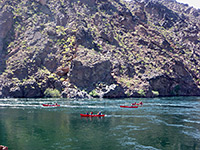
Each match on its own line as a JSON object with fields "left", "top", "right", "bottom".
{"left": 0, "top": 97, "right": 200, "bottom": 150}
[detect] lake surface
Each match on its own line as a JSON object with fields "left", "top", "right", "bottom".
{"left": 0, "top": 97, "right": 200, "bottom": 150}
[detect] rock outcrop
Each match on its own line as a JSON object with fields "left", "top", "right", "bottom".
{"left": 0, "top": 5, "right": 14, "bottom": 73}
{"left": 0, "top": 5, "right": 13, "bottom": 53}
{"left": 69, "top": 60, "right": 114, "bottom": 90}
{"left": 0, "top": 0, "right": 199, "bottom": 98}
{"left": 149, "top": 61, "right": 200, "bottom": 96}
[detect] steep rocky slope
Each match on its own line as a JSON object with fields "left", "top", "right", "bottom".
{"left": 0, "top": 0, "right": 200, "bottom": 98}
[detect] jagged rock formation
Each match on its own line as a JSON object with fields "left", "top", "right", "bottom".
{"left": 0, "top": 0, "right": 199, "bottom": 98}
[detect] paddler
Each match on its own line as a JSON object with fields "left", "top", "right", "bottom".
{"left": 132, "top": 102, "right": 136, "bottom": 105}
{"left": 139, "top": 101, "right": 143, "bottom": 106}
{"left": 97, "top": 111, "right": 102, "bottom": 115}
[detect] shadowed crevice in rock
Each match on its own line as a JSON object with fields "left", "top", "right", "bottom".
{"left": 0, "top": 5, "right": 14, "bottom": 74}
{"left": 69, "top": 60, "right": 115, "bottom": 90}
{"left": 149, "top": 61, "right": 200, "bottom": 96}
{"left": 68, "top": 59, "right": 126, "bottom": 98}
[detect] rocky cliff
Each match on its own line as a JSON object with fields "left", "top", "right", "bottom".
{"left": 0, "top": 0, "right": 200, "bottom": 98}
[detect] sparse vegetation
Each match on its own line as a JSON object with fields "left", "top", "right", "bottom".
{"left": 44, "top": 88, "right": 61, "bottom": 98}
{"left": 0, "top": 0, "right": 199, "bottom": 98}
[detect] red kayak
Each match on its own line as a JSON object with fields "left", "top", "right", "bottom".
{"left": 120, "top": 105, "right": 138, "bottom": 108}
{"left": 80, "top": 114, "right": 105, "bottom": 117}
{"left": 42, "top": 104, "right": 60, "bottom": 107}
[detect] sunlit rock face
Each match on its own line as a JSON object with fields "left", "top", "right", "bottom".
{"left": 0, "top": 0, "right": 200, "bottom": 98}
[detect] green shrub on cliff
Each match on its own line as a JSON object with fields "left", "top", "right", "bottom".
{"left": 152, "top": 90, "right": 159, "bottom": 96}
{"left": 89, "top": 89, "right": 98, "bottom": 97}
{"left": 44, "top": 88, "right": 61, "bottom": 98}
{"left": 137, "top": 89, "right": 146, "bottom": 96}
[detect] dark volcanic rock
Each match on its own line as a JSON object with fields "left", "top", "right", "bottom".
{"left": 9, "top": 86, "right": 23, "bottom": 98}
{"left": 69, "top": 60, "right": 115, "bottom": 90}
{"left": 0, "top": 5, "right": 14, "bottom": 53}
{"left": 149, "top": 61, "right": 200, "bottom": 96}
{"left": 61, "top": 88, "right": 91, "bottom": 99}
{"left": 0, "top": 0, "right": 200, "bottom": 98}
{"left": 68, "top": 59, "right": 127, "bottom": 98}
{"left": 13, "top": 67, "right": 29, "bottom": 80}
{"left": 102, "top": 84, "right": 126, "bottom": 98}
{"left": 144, "top": 1, "right": 179, "bottom": 28}
{"left": 23, "top": 81, "right": 43, "bottom": 98}
{"left": 0, "top": 5, "right": 14, "bottom": 73}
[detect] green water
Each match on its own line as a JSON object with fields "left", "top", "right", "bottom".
{"left": 0, "top": 97, "right": 200, "bottom": 150}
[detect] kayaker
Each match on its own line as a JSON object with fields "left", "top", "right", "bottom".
{"left": 139, "top": 101, "right": 143, "bottom": 105}
{"left": 86, "top": 112, "right": 89, "bottom": 115}
{"left": 97, "top": 111, "right": 101, "bottom": 115}
{"left": 132, "top": 102, "right": 136, "bottom": 105}
{"left": 90, "top": 112, "right": 93, "bottom": 115}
